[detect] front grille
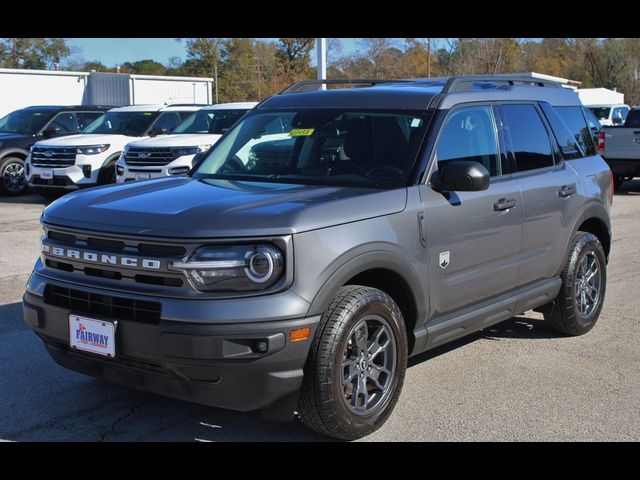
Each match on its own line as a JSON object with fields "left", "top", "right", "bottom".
{"left": 32, "top": 147, "right": 76, "bottom": 168}
{"left": 44, "top": 284, "right": 162, "bottom": 324}
{"left": 125, "top": 147, "right": 178, "bottom": 166}
{"left": 47, "top": 230, "right": 186, "bottom": 257}
{"left": 44, "top": 228, "right": 187, "bottom": 290}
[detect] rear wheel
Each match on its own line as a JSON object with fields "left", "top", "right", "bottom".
{"left": 544, "top": 232, "right": 607, "bottom": 336}
{"left": 613, "top": 174, "right": 624, "bottom": 191}
{"left": 0, "top": 157, "right": 27, "bottom": 195}
{"left": 298, "top": 286, "right": 408, "bottom": 440}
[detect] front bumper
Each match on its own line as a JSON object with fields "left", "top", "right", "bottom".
{"left": 23, "top": 273, "right": 319, "bottom": 412}
{"left": 26, "top": 153, "right": 108, "bottom": 188}
{"left": 116, "top": 154, "right": 195, "bottom": 183}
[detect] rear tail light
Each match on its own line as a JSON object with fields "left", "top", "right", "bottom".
{"left": 597, "top": 131, "right": 605, "bottom": 155}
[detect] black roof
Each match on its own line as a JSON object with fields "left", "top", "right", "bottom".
{"left": 259, "top": 76, "right": 583, "bottom": 111}
{"left": 260, "top": 82, "right": 441, "bottom": 111}
{"left": 20, "top": 105, "right": 112, "bottom": 111}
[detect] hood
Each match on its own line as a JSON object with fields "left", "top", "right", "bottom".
{"left": 126, "top": 133, "right": 222, "bottom": 148}
{"left": 42, "top": 177, "right": 408, "bottom": 238}
{"left": 35, "top": 134, "right": 145, "bottom": 148}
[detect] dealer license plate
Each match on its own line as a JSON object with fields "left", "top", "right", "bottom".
{"left": 135, "top": 173, "right": 151, "bottom": 181}
{"left": 41, "top": 170, "right": 53, "bottom": 180}
{"left": 68, "top": 314, "right": 116, "bottom": 358}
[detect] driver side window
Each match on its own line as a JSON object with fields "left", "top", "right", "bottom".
{"left": 436, "top": 105, "right": 501, "bottom": 177}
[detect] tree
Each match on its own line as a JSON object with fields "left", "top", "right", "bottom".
{"left": 121, "top": 59, "right": 166, "bottom": 75}
{"left": 275, "top": 38, "right": 314, "bottom": 84}
{"left": 83, "top": 60, "right": 109, "bottom": 72}
{"left": 0, "top": 38, "right": 70, "bottom": 69}
{"left": 218, "top": 38, "right": 258, "bottom": 102}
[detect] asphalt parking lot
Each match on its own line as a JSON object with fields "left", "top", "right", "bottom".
{"left": 1, "top": 182, "right": 639, "bottom": 442}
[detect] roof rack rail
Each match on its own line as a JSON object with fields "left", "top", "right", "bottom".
{"left": 426, "top": 74, "right": 564, "bottom": 110}
{"left": 280, "top": 78, "right": 410, "bottom": 94}
{"left": 440, "top": 74, "right": 563, "bottom": 95}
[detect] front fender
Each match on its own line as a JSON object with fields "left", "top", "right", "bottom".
{"left": 304, "top": 249, "right": 427, "bottom": 323}
{"left": 0, "top": 147, "right": 30, "bottom": 160}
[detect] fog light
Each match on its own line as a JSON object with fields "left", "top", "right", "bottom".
{"left": 168, "top": 166, "right": 190, "bottom": 176}
{"left": 254, "top": 340, "right": 268, "bottom": 353}
{"left": 116, "top": 165, "right": 124, "bottom": 176}
{"left": 81, "top": 165, "right": 91, "bottom": 178}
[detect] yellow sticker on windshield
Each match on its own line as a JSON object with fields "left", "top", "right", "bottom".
{"left": 143, "top": 112, "right": 153, "bottom": 115}
{"left": 33, "top": 113, "right": 42, "bottom": 116}
{"left": 289, "top": 128, "right": 314, "bottom": 137}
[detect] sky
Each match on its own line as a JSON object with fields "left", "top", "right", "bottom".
{"left": 65, "top": 38, "right": 361, "bottom": 67}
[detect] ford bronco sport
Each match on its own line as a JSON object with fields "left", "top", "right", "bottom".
{"left": 23, "top": 76, "right": 613, "bottom": 440}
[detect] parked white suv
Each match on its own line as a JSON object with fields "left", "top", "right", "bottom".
{"left": 26, "top": 104, "right": 202, "bottom": 197}
{"left": 116, "top": 102, "right": 257, "bottom": 183}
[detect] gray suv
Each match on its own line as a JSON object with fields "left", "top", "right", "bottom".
{"left": 23, "top": 76, "right": 613, "bottom": 440}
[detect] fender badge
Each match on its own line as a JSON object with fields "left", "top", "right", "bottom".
{"left": 439, "top": 251, "right": 450, "bottom": 270}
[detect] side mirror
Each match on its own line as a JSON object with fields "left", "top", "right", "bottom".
{"left": 41, "top": 127, "right": 61, "bottom": 138}
{"left": 431, "top": 160, "right": 490, "bottom": 192}
{"left": 148, "top": 127, "right": 169, "bottom": 137}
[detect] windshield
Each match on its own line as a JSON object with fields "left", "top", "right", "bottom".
{"left": 82, "top": 111, "right": 156, "bottom": 136}
{"left": 588, "top": 107, "right": 611, "bottom": 121}
{"left": 193, "top": 109, "right": 430, "bottom": 188}
{"left": 0, "top": 109, "right": 55, "bottom": 134}
{"left": 173, "top": 109, "right": 249, "bottom": 134}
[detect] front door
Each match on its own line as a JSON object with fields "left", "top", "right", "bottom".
{"left": 421, "top": 104, "right": 523, "bottom": 321}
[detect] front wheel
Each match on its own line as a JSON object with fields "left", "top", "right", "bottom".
{"left": 298, "top": 286, "right": 408, "bottom": 440}
{"left": 0, "top": 157, "right": 27, "bottom": 195}
{"left": 544, "top": 232, "right": 607, "bottom": 336}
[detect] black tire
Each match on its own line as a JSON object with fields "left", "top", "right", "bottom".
{"left": 98, "top": 162, "right": 116, "bottom": 185}
{"left": 544, "top": 232, "right": 607, "bottom": 336}
{"left": 613, "top": 174, "right": 624, "bottom": 191}
{"left": 0, "top": 156, "right": 27, "bottom": 195}
{"left": 33, "top": 187, "right": 65, "bottom": 200}
{"left": 298, "top": 285, "right": 408, "bottom": 440}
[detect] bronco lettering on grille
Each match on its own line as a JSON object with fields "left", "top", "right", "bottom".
{"left": 42, "top": 244, "right": 161, "bottom": 270}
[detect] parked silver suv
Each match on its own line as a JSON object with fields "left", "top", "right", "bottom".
{"left": 23, "top": 76, "right": 613, "bottom": 440}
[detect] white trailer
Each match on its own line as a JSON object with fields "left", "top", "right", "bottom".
{"left": 0, "top": 68, "right": 88, "bottom": 118}
{"left": 0, "top": 68, "right": 213, "bottom": 118}
{"left": 577, "top": 88, "right": 625, "bottom": 106}
{"left": 85, "top": 72, "right": 213, "bottom": 106}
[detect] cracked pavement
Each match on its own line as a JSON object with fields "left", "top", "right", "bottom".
{"left": 0, "top": 182, "right": 639, "bottom": 441}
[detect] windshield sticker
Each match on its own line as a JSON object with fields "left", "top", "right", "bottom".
{"left": 410, "top": 118, "right": 421, "bottom": 127}
{"left": 143, "top": 112, "right": 153, "bottom": 115}
{"left": 33, "top": 113, "right": 42, "bottom": 116}
{"left": 289, "top": 128, "right": 314, "bottom": 137}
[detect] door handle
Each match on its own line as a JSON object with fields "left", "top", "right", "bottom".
{"left": 493, "top": 198, "right": 517, "bottom": 211}
{"left": 557, "top": 184, "right": 577, "bottom": 198}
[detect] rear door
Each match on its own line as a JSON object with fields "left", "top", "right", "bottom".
{"left": 499, "top": 103, "right": 582, "bottom": 288}
{"left": 422, "top": 104, "right": 523, "bottom": 319}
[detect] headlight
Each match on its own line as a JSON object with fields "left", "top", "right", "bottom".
{"left": 170, "top": 244, "right": 284, "bottom": 292}
{"left": 171, "top": 145, "right": 211, "bottom": 157}
{"left": 77, "top": 144, "right": 110, "bottom": 155}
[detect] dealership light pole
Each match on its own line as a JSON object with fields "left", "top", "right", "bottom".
{"left": 317, "top": 38, "right": 327, "bottom": 88}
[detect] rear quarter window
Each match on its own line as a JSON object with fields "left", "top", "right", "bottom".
{"left": 554, "top": 106, "right": 597, "bottom": 156}
{"left": 501, "top": 104, "right": 555, "bottom": 172}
